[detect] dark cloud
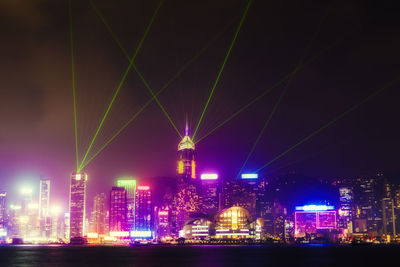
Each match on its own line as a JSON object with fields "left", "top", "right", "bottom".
{"left": 0, "top": 0, "right": 45, "bottom": 28}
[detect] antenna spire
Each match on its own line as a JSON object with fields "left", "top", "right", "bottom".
{"left": 185, "top": 115, "right": 189, "bottom": 136}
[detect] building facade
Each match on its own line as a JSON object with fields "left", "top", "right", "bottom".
{"left": 109, "top": 187, "right": 127, "bottom": 232}
{"left": 0, "top": 191, "right": 7, "bottom": 238}
{"left": 92, "top": 193, "right": 107, "bottom": 235}
{"left": 69, "top": 172, "right": 88, "bottom": 239}
{"left": 135, "top": 186, "right": 152, "bottom": 232}
{"left": 175, "top": 127, "right": 200, "bottom": 231}
{"left": 220, "top": 179, "right": 256, "bottom": 216}
{"left": 116, "top": 179, "right": 136, "bottom": 232}
{"left": 200, "top": 174, "right": 219, "bottom": 216}
{"left": 39, "top": 179, "right": 51, "bottom": 239}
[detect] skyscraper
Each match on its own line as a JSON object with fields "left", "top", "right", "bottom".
{"left": 69, "top": 172, "right": 88, "bottom": 239}
{"left": 92, "top": 193, "right": 107, "bottom": 235}
{"left": 0, "top": 191, "right": 7, "bottom": 238}
{"left": 353, "top": 177, "right": 379, "bottom": 235}
{"left": 241, "top": 173, "right": 262, "bottom": 218}
{"left": 200, "top": 174, "right": 219, "bottom": 216}
{"left": 39, "top": 179, "right": 50, "bottom": 238}
{"left": 177, "top": 125, "right": 197, "bottom": 183}
{"left": 394, "top": 185, "right": 400, "bottom": 235}
{"left": 154, "top": 205, "right": 171, "bottom": 240}
{"left": 382, "top": 180, "right": 396, "bottom": 236}
{"left": 220, "top": 179, "right": 256, "bottom": 216}
{"left": 19, "top": 185, "right": 39, "bottom": 241}
{"left": 338, "top": 186, "right": 354, "bottom": 233}
{"left": 50, "top": 206, "right": 63, "bottom": 241}
{"left": 156, "top": 189, "right": 176, "bottom": 239}
{"left": 135, "top": 186, "right": 152, "bottom": 232}
{"left": 116, "top": 179, "right": 136, "bottom": 232}
{"left": 176, "top": 184, "right": 200, "bottom": 230}
{"left": 175, "top": 126, "right": 200, "bottom": 230}
{"left": 109, "top": 187, "right": 127, "bottom": 232}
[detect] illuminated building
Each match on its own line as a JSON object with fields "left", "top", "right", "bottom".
{"left": 109, "top": 186, "right": 127, "bottom": 232}
{"left": 8, "top": 204, "right": 22, "bottom": 238}
{"left": 69, "top": 172, "right": 88, "bottom": 239}
{"left": 130, "top": 230, "right": 152, "bottom": 239}
{"left": 220, "top": 179, "right": 256, "bottom": 216}
{"left": 338, "top": 187, "right": 354, "bottom": 233}
{"left": 294, "top": 205, "right": 337, "bottom": 238}
{"left": 50, "top": 206, "right": 64, "bottom": 241}
{"left": 394, "top": 185, "right": 400, "bottom": 235}
{"left": 155, "top": 189, "right": 176, "bottom": 239}
{"left": 177, "top": 125, "right": 196, "bottom": 183}
{"left": 353, "top": 177, "right": 379, "bottom": 235}
{"left": 176, "top": 183, "right": 200, "bottom": 230}
{"left": 271, "top": 201, "right": 288, "bottom": 240}
{"left": 135, "top": 186, "right": 152, "bottom": 232}
{"left": 92, "top": 193, "right": 107, "bottom": 235}
{"left": 175, "top": 125, "right": 200, "bottom": 231}
{"left": 241, "top": 173, "right": 267, "bottom": 219}
{"left": 0, "top": 191, "right": 7, "bottom": 239}
{"left": 182, "top": 217, "right": 213, "bottom": 240}
{"left": 116, "top": 179, "right": 136, "bottom": 231}
{"left": 200, "top": 174, "right": 219, "bottom": 216}
{"left": 382, "top": 197, "right": 395, "bottom": 236}
{"left": 64, "top": 213, "right": 70, "bottom": 239}
{"left": 39, "top": 179, "right": 51, "bottom": 239}
{"left": 18, "top": 185, "right": 40, "bottom": 241}
{"left": 215, "top": 206, "right": 253, "bottom": 239}
{"left": 154, "top": 205, "right": 171, "bottom": 239}
{"left": 382, "top": 180, "right": 396, "bottom": 236}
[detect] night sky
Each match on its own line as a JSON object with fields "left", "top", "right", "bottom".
{"left": 0, "top": 0, "right": 399, "bottom": 209}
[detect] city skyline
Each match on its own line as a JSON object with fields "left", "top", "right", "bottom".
{"left": 0, "top": 126, "right": 399, "bottom": 242}
{"left": 0, "top": 0, "right": 399, "bottom": 209}
{"left": 0, "top": 0, "right": 400, "bottom": 249}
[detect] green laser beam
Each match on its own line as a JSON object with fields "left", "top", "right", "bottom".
{"left": 89, "top": 0, "right": 130, "bottom": 59}
{"left": 194, "top": 24, "right": 360, "bottom": 145}
{"left": 236, "top": 11, "right": 327, "bottom": 177}
{"left": 194, "top": 71, "right": 294, "bottom": 145}
{"left": 79, "top": 21, "right": 232, "bottom": 169}
{"left": 132, "top": 64, "right": 183, "bottom": 138}
{"left": 269, "top": 140, "right": 344, "bottom": 175}
{"left": 78, "top": 0, "right": 163, "bottom": 171}
{"left": 90, "top": 0, "right": 181, "bottom": 138}
{"left": 236, "top": 73, "right": 297, "bottom": 178}
{"left": 69, "top": 0, "right": 79, "bottom": 172}
{"left": 192, "top": 0, "right": 253, "bottom": 141}
{"left": 255, "top": 74, "right": 400, "bottom": 172}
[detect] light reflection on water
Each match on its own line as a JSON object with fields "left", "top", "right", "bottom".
{"left": 0, "top": 244, "right": 399, "bottom": 267}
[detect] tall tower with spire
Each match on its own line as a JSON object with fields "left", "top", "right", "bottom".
{"left": 177, "top": 122, "right": 197, "bottom": 183}
{"left": 175, "top": 123, "right": 200, "bottom": 231}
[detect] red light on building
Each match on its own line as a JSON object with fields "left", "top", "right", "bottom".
{"left": 137, "top": 186, "right": 150, "bottom": 191}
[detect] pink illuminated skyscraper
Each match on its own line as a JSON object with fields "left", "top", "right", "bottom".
{"left": 135, "top": 186, "right": 152, "bottom": 231}
{"left": 109, "top": 187, "right": 127, "bottom": 232}
{"left": 0, "top": 191, "right": 6, "bottom": 236}
{"left": 92, "top": 193, "right": 107, "bottom": 235}
{"left": 69, "top": 172, "right": 88, "bottom": 239}
{"left": 39, "top": 179, "right": 50, "bottom": 239}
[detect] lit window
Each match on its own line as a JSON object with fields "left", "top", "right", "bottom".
{"left": 178, "top": 161, "right": 184, "bottom": 174}
{"left": 191, "top": 161, "right": 196, "bottom": 178}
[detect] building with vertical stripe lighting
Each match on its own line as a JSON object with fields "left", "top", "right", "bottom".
{"left": 69, "top": 172, "right": 88, "bottom": 239}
